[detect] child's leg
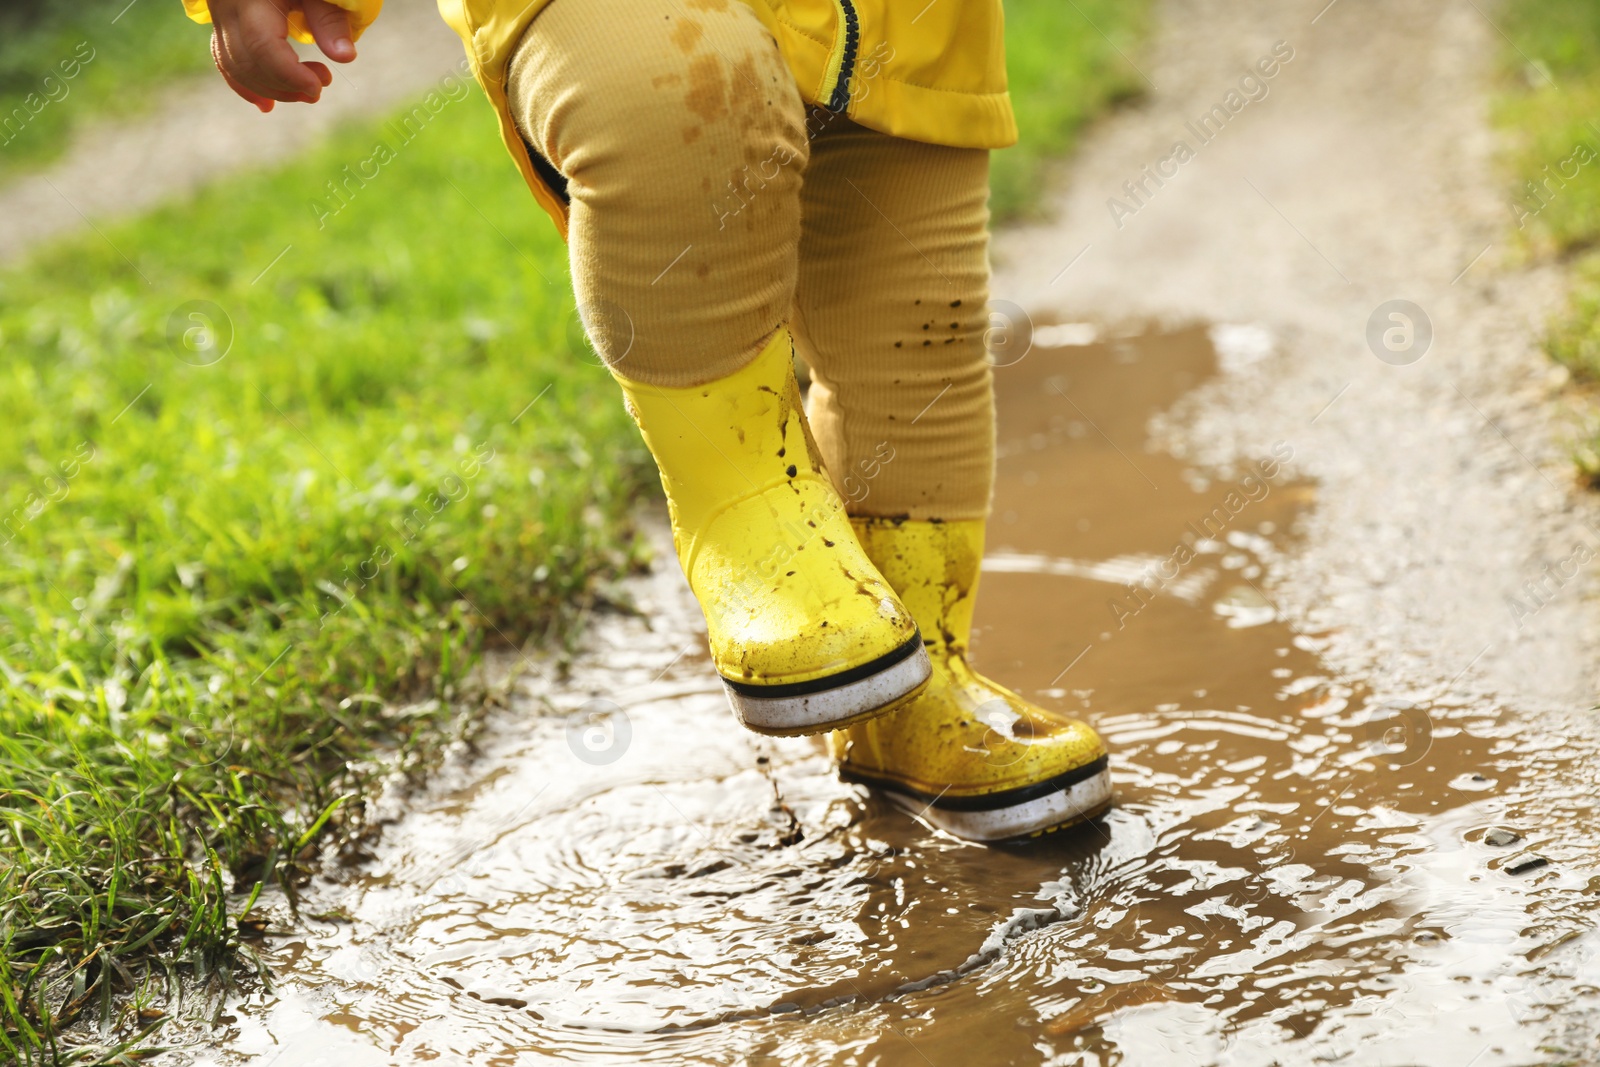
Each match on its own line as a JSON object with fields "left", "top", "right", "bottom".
{"left": 791, "top": 115, "right": 995, "bottom": 520}
{"left": 507, "top": 0, "right": 807, "bottom": 386}
{"left": 505, "top": 1, "right": 934, "bottom": 734}
{"left": 798, "top": 120, "right": 1113, "bottom": 840}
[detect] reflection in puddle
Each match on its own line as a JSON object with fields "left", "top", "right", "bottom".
{"left": 177, "top": 328, "right": 1600, "bottom": 1066}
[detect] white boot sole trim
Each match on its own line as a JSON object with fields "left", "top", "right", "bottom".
{"left": 725, "top": 644, "right": 932, "bottom": 735}
{"left": 886, "top": 765, "right": 1114, "bottom": 843}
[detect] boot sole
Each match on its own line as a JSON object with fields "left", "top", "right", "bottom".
{"left": 848, "top": 755, "right": 1113, "bottom": 843}
{"left": 723, "top": 631, "right": 932, "bottom": 737}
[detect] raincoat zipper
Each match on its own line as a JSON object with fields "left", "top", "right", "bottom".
{"left": 821, "top": 0, "right": 861, "bottom": 112}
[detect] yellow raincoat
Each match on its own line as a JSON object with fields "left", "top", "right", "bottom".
{"left": 183, "top": 0, "right": 1016, "bottom": 236}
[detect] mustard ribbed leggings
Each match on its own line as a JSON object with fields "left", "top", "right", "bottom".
{"left": 508, "top": 0, "right": 995, "bottom": 519}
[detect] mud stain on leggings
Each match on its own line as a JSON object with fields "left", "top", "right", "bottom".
{"left": 685, "top": 53, "right": 729, "bottom": 124}
{"left": 670, "top": 17, "right": 705, "bottom": 54}
{"left": 173, "top": 327, "right": 1600, "bottom": 1066}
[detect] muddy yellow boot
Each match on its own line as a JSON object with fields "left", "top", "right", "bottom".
{"left": 829, "top": 518, "right": 1112, "bottom": 841}
{"left": 614, "top": 329, "right": 931, "bottom": 734}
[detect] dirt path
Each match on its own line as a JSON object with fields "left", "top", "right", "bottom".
{"left": 163, "top": 1, "right": 1600, "bottom": 1064}
{"left": 0, "top": 0, "right": 464, "bottom": 265}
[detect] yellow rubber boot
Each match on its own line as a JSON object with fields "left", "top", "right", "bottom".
{"left": 829, "top": 518, "right": 1112, "bottom": 840}
{"left": 614, "top": 329, "right": 931, "bottom": 735}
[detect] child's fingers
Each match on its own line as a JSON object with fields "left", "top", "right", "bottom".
{"left": 302, "top": 0, "right": 356, "bottom": 64}
{"left": 304, "top": 61, "right": 334, "bottom": 89}
{"left": 212, "top": 29, "right": 276, "bottom": 112}
{"left": 226, "top": 0, "right": 326, "bottom": 100}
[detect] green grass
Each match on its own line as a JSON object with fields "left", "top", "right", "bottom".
{"left": 1498, "top": 0, "right": 1600, "bottom": 479}
{"left": 0, "top": 0, "right": 213, "bottom": 176}
{"left": 995, "top": 0, "right": 1152, "bottom": 220}
{"left": 0, "top": 86, "right": 649, "bottom": 1062}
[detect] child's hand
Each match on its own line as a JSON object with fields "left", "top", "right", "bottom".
{"left": 208, "top": 0, "right": 356, "bottom": 113}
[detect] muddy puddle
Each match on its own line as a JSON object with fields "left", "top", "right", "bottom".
{"left": 178, "top": 328, "right": 1600, "bottom": 1066}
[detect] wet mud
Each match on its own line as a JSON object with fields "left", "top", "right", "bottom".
{"left": 171, "top": 327, "right": 1600, "bottom": 1066}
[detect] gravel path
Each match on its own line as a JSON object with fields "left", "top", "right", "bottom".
{"left": 0, "top": 0, "right": 465, "bottom": 265}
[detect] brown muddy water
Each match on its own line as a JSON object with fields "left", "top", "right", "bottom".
{"left": 177, "top": 328, "right": 1600, "bottom": 1067}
